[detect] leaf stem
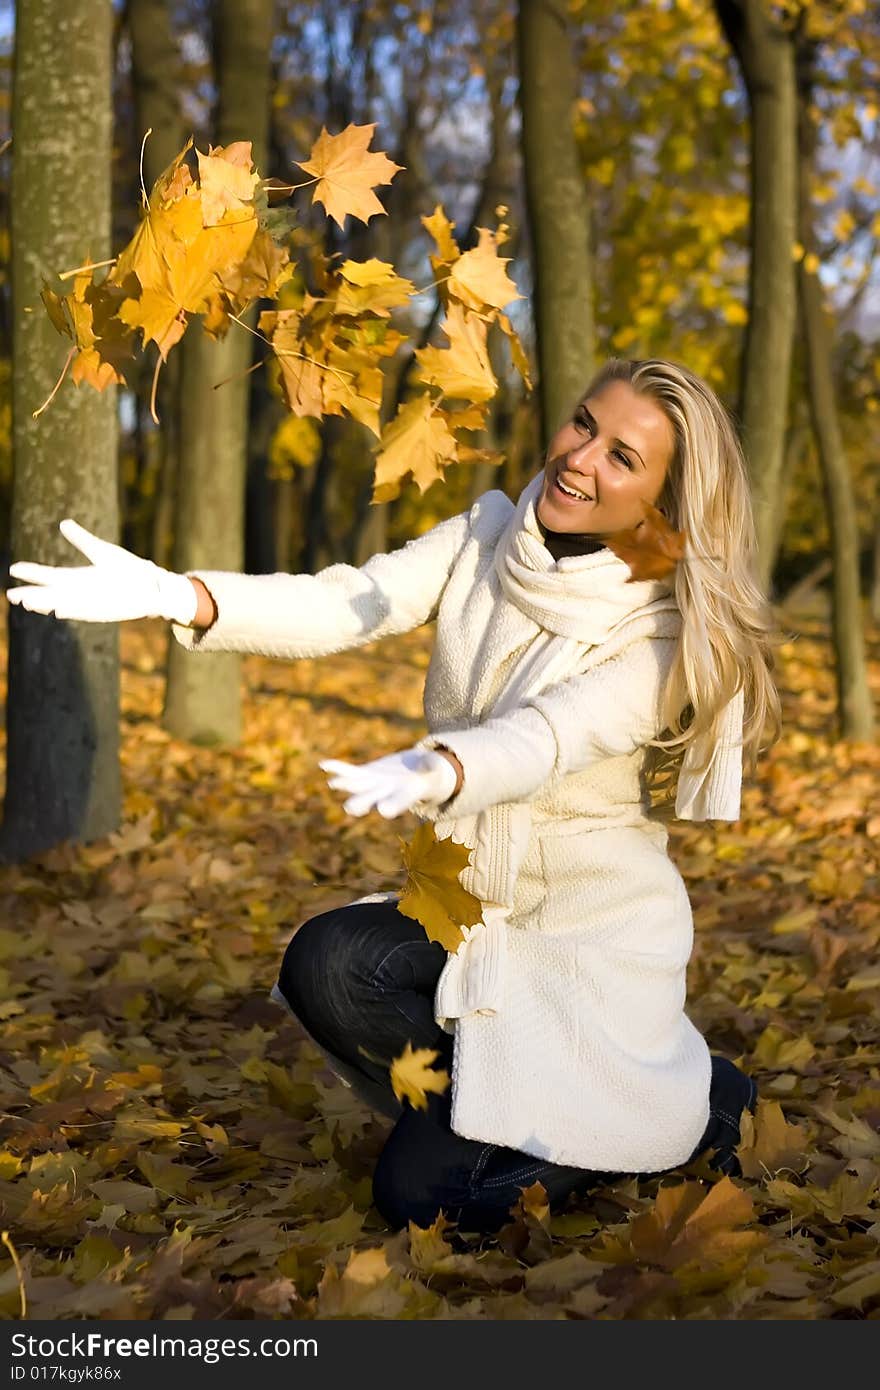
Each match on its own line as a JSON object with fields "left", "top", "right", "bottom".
{"left": 139, "top": 127, "right": 153, "bottom": 209}
{"left": 1, "top": 1230, "right": 26, "bottom": 1318}
{"left": 58, "top": 258, "right": 118, "bottom": 283}
{"left": 32, "top": 347, "right": 76, "bottom": 419}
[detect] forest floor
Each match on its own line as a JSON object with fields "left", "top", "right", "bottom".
{"left": 0, "top": 598, "right": 878, "bottom": 1320}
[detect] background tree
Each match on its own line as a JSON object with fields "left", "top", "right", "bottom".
{"left": 1, "top": 0, "right": 119, "bottom": 861}
{"left": 714, "top": 0, "right": 799, "bottom": 590}
{"left": 517, "top": 0, "right": 595, "bottom": 441}
{"left": 162, "top": 0, "right": 274, "bottom": 745}
{"left": 128, "top": 0, "right": 185, "bottom": 569}
{"left": 795, "top": 28, "right": 874, "bottom": 740}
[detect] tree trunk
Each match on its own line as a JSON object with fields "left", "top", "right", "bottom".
{"left": 128, "top": 0, "right": 184, "bottom": 570}
{"left": 129, "top": 0, "right": 183, "bottom": 191}
{"left": 516, "top": 0, "right": 595, "bottom": 443}
{"left": 162, "top": 0, "right": 273, "bottom": 743}
{"left": 715, "top": 0, "right": 798, "bottom": 593}
{"left": 2, "top": 0, "right": 119, "bottom": 861}
{"left": 795, "top": 40, "right": 874, "bottom": 741}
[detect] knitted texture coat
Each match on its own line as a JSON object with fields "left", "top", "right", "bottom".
{"left": 172, "top": 483, "right": 714, "bottom": 1171}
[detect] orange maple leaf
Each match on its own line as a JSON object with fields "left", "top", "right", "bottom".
{"left": 296, "top": 123, "right": 403, "bottom": 229}
{"left": 603, "top": 499, "right": 688, "bottom": 582}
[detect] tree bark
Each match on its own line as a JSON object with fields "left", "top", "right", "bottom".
{"left": 162, "top": 0, "right": 273, "bottom": 744}
{"left": 715, "top": 0, "right": 798, "bottom": 593}
{"left": 129, "top": 0, "right": 183, "bottom": 191}
{"left": 2, "top": 0, "right": 119, "bottom": 861}
{"left": 795, "top": 40, "right": 874, "bottom": 740}
{"left": 516, "top": 0, "right": 595, "bottom": 443}
{"left": 128, "top": 0, "right": 184, "bottom": 568}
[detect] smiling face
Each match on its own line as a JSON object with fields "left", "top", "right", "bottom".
{"left": 536, "top": 380, "right": 676, "bottom": 537}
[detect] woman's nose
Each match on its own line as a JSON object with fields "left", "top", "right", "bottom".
{"left": 567, "top": 436, "right": 598, "bottom": 471}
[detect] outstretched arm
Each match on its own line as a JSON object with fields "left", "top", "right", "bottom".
{"left": 170, "top": 507, "right": 472, "bottom": 660}
{"left": 319, "top": 636, "right": 679, "bottom": 821}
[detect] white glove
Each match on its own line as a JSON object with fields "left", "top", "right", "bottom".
{"left": 319, "top": 748, "right": 460, "bottom": 819}
{"left": 6, "top": 519, "right": 199, "bottom": 625}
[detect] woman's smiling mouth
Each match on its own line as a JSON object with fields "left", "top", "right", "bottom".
{"left": 553, "top": 474, "right": 594, "bottom": 504}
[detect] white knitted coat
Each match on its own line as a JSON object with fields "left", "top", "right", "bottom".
{"left": 172, "top": 484, "right": 715, "bottom": 1172}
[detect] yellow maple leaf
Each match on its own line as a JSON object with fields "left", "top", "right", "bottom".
{"left": 335, "top": 258, "right": 415, "bottom": 317}
{"left": 415, "top": 303, "right": 497, "bottom": 402}
{"left": 373, "top": 394, "right": 459, "bottom": 499}
{"left": 421, "top": 204, "right": 460, "bottom": 263}
{"left": 196, "top": 142, "right": 260, "bottom": 226}
{"left": 114, "top": 142, "right": 258, "bottom": 358}
{"left": 448, "top": 227, "right": 521, "bottom": 313}
{"left": 498, "top": 312, "right": 532, "bottom": 390}
{"left": 321, "top": 342, "right": 384, "bottom": 437}
{"left": 396, "top": 821, "right": 483, "bottom": 951}
{"left": 296, "top": 123, "right": 403, "bottom": 229}
{"left": 389, "top": 1040, "right": 450, "bottom": 1110}
{"left": 259, "top": 308, "right": 325, "bottom": 418}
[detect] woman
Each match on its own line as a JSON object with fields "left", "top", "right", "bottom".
{"left": 7, "top": 358, "right": 784, "bottom": 1236}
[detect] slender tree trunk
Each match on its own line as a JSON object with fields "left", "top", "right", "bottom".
{"left": 162, "top": 0, "right": 273, "bottom": 743}
{"left": 128, "top": 0, "right": 184, "bottom": 569}
{"left": 516, "top": 0, "right": 595, "bottom": 443}
{"left": 2, "top": 0, "right": 119, "bottom": 861}
{"left": 129, "top": 0, "right": 183, "bottom": 191}
{"left": 795, "top": 40, "right": 874, "bottom": 740}
{"left": 715, "top": 0, "right": 798, "bottom": 593}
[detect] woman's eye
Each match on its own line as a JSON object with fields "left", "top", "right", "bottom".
{"left": 614, "top": 451, "right": 634, "bottom": 469}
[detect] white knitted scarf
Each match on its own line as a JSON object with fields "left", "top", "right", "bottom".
{"left": 491, "top": 471, "right": 744, "bottom": 824}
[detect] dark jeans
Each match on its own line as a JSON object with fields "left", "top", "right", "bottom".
{"left": 275, "top": 900, "right": 758, "bottom": 1236}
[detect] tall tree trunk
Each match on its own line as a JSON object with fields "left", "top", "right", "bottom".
{"left": 715, "top": 0, "right": 798, "bottom": 593}
{"left": 128, "top": 0, "right": 184, "bottom": 570}
{"left": 162, "top": 0, "right": 273, "bottom": 743}
{"left": 129, "top": 0, "right": 182, "bottom": 191}
{"left": 795, "top": 40, "right": 874, "bottom": 741}
{"left": 516, "top": 0, "right": 595, "bottom": 443}
{"left": 2, "top": 0, "right": 119, "bottom": 861}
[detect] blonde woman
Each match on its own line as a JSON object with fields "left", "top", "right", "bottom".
{"left": 8, "top": 358, "right": 785, "bottom": 1236}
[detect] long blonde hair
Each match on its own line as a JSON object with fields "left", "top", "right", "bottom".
{"left": 580, "top": 358, "right": 788, "bottom": 811}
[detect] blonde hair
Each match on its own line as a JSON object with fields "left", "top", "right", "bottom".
{"left": 580, "top": 358, "right": 789, "bottom": 814}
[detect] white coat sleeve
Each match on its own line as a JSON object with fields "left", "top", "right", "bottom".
{"left": 169, "top": 508, "right": 471, "bottom": 660}
{"left": 410, "top": 636, "right": 677, "bottom": 820}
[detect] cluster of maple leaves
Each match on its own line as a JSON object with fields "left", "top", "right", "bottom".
{"left": 38, "top": 124, "right": 531, "bottom": 506}
{"left": 0, "top": 610, "right": 878, "bottom": 1319}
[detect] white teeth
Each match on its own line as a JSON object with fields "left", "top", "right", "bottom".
{"left": 557, "top": 478, "right": 591, "bottom": 501}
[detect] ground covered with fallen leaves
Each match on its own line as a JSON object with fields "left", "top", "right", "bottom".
{"left": 0, "top": 599, "right": 878, "bottom": 1320}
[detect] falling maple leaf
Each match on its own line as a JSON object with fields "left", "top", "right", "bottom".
{"left": 196, "top": 142, "right": 260, "bottom": 226}
{"left": 389, "top": 1040, "right": 450, "bottom": 1110}
{"left": 296, "top": 123, "right": 403, "bottom": 229}
{"left": 396, "top": 821, "right": 484, "bottom": 951}
{"left": 373, "top": 395, "right": 459, "bottom": 500}
{"left": 421, "top": 204, "right": 460, "bottom": 265}
{"left": 415, "top": 303, "right": 497, "bottom": 402}
{"left": 334, "top": 258, "right": 415, "bottom": 317}
{"left": 448, "top": 227, "right": 521, "bottom": 313}
{"left": 603, "top": 498, "right": 688, "bottom": 582}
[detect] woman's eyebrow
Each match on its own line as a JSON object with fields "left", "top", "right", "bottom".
{"left": 579, "top": 404, "right": 646, "bottom": 469}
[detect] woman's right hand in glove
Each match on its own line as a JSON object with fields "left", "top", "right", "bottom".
{"left": 6, "top": 518, "right": 200, "bottom": 625}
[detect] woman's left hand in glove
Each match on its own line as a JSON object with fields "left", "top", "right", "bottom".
{"left": 318, "top": 748, "right": 460, "bottom": 818}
